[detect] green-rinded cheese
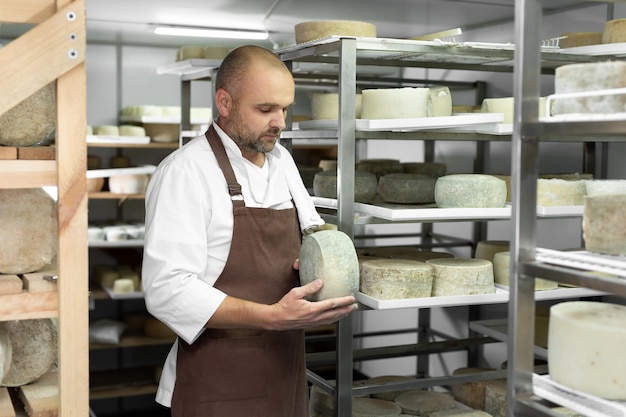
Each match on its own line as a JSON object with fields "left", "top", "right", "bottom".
{"left": 536, "top": 178, "right": 585, "bottom": 206}
{"left": 583, "top": 193, "right": 626, "bottom": 256}
{"left": 402, "top": 162, "right": 447, "bottom": 178}
{"left": 431, "top": 409, "right": 493, "bottom": 417}
{"left": 299, "top": 230, "right": 359, "bottom": 301}
{"left": 394, "top": 390, "right": 456, "bottom": 416}
{"left": 377, "top": 173, "right": 436, "bottom": 204}
{"left": 435, "top": 174, "right": 507, "bottom": 208}
{"left": 360, "top": 259, "right": 433, "bottom": 300}
{"left": 313, "top": 170, "right": 378, "bottom": 203}
{"left": 356, "top": 159, "right": 404, "bottom": 180}
{"left": 426, "top": 258, "right": 495, "bottom": 296}
{"left": 493, "top": 251, "right": 557, "bottom": 290}
{"left": 352, "top": 398, "right": 403, "bottom": 417}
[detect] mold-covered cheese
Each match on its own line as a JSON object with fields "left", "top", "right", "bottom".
{"left": 536, "top": 179, "right": 585, "bottom": 206}
{"left": 493, "top": 251, "right": 557, "bottom": 290}
{"left": 361, "top": 88, "right": 431, "bottom": 119}
{"left": 474, "top": 240, "right": 509, "bottom": 263}
{"left": 583, "top": 179, "right": 626, "bottom": 196}
{"left": 356, "top": 159, "right": 404, "bottom": 180}
{"left": 485, "top": 379, "right": 507, "bottom": 417}
{"left": 353, "top": 397, "right": 403, "bottom": 417}
{"left": 402, "top": 162, "right": 447, "bottom": 178}
{"left": 602, "top": 18, "right": 626, "bottom": 44}
{"left": 377, "top": 173, "right": 436, "bottom": 204}
{"left": 559, "top": 32, "right": 602, "bottom": 48}
{"left": 394, "top": 390, "right": 456, "bottom": 416}
{"left": 451, "top": 367, "right": 495, "bottom": 410}
{"left": 313, "top": 170, "right": 378, "bottom": 203}
{"left": 299, "top": 230, "right": 359, "bottom": 301}
{"left": 426, "top": 258, "right": 496, "bottom": 296}
{"left": 360, "top": 259, "right": 433, "bottom": 300}
{"left": 435, "top": 174, "right": 507, "bottom": 208}
{"left": 583, "top": 193, "right": 626, "bottom": 255}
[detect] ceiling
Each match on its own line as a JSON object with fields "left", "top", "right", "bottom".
{"left": 0, "top": 0, "right": 607, "bottom": 49}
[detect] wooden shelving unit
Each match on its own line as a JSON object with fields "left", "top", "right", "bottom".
{"left": 0, "top": 1, "right": 89, "bottom": 416}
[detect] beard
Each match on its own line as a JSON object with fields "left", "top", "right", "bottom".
{"left": 228, "top": 106, "right": 280, "bottom": 154}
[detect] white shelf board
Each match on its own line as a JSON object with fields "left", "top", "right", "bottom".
{"left": 559, "top": 42, "right": 626, "bottom": 57}
{"left": 88, "top": 240, "right": 144, "bottom": 248}
{"left": 357, "top": 288, "right": 509, "bottom": 310}
{"left": 86, "top": 135, "right": 151, "bottom": 145}
{"left": 536, "top": 248, "right": 626, "bottom": 278}
{"left": 119, "top": 115, "right": 210, "bottom": 125}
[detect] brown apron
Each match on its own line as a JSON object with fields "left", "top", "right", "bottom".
{"left": 171, "top": 126, "right": 309, "bottom": 417}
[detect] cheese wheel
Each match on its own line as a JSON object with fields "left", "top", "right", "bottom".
{"left": 93, "top": 125, "right": 119, "bottom": 136}
{"left": 377, "top": 173, "right": 436, "bottom": 204}
{"left": 451, "top": 367, "right": 495, "bottom": 410}
{"left": 559, "top": 32, "right": 602, "bottom": 48}
{"left": 361, "top": 88, "right": 431, "bottom": 119}
{"left": 435, "top": 174, "right": 507, "bottom": 208}
{"left": 583, "top": 179, "right": 626, "bottom": 196}
{"left": 365, "top": 375, "right": 419, "bottom": 402}
{"left": 0, "top": 82, "right": 56, "bottom": 147}
{"left": 602, "top": 18, "right": 626, "bottom": 44}
{"left": 108, "top": 174, "right": 150, "bottom": 194}
{"left": 87, "top": 177, "right": 105, "bottom": 193}
{"left": 427, "top": 258, "right": 495, "bottom": 296}
{"left": 394, "top": 390, "right": 456, "bottom": 416}
{"left": 318, "top": 159, "right": 337, "bottom": 171}
{"left": 583, "top": 193, "right": 626, "bottom": 255}
{"left": 313, "top": 170, "right": 378, "bottom": 203}
{"left": 203, "top": 46, "right": 230, "bottom": 60}
{"left": 429, "top": 86, "right": 453, "bottom": 117}
{"left": 548, "top": 301, "right": 626, "bottom": 399}
{"left": 536, "top": 179, "right": 585, "bottom": 206}
{"left": 299, "top": 230, "right": 359, "bottom": 301}
{"left": 310, "top": 92, "right": 362, "bottom": 120}
{"left": 480, "top": 97, "right": 547, "bottom": 123}
{"left": 0, "top": 328, "right": 11, "bottom": 382}
{"left": 353, "top": 397, "right": 402, "bottom": 417}
{"left": 484, "top": 379, "right": 507, "bottom": 417}
{"left": 402, "top": 162, "right": 447, "bottom": 178}
{"left": 309, "top": 379, "right": 369, "bottom": 417}
{"left": 294, "top": 20, "right": 376, "bottom": 44}
{"left": 358, "top": 246, "right": 454, "bottom": 262}
{"left": 356, "top": 159, "right": 404, "bottom": 180}
{"left": 554, "top": 61, "right": 626, "bottom": 115}
{"left": 119, "top": 125, "right": 146, "bottom": 137}
{"left": 360, "top": 259, "right": 433, "bottom": 300}
{"left": 113, "top": 278, "right": 135, "bottom": 294}
{"left": 490, "top": 174, "right": 511, "bottom": 202}
{"left": 540, "top": 173, "right": 593, "bottom": 181}
{"left": 87, "top": 226, "right": 105, "bottom": 241}
{"left": 175, "top": 45, "right": 205, "bottom": 61}
{"left": 431, "top": 409, "right": 493, "bottom": 417}
{"left": 0, "top": 189, "right": 57, "bottom": 275}
{"left": 474, "top": 240, "right": 509, "bottom": 263}
{"left": 493, "top": 251, "right": 557, "bottom": 290}
{"left": 0, "top": 319, "right": 57, "bottom": 387}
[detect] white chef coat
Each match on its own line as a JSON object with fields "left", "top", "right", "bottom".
{"left": 141, "top": 122, "right": 324, "bottom": 407}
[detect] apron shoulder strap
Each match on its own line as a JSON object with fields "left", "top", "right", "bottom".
{"left": 205, "top": 125, "right": 245, "bottom": 206}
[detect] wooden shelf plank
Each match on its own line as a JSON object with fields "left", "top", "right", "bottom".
{"left": 0, "top": 292, "right": 58, "bottom": 321}
{"left": 0, "top": 0, "right": 56, "bottom": 24}
{"left": 0, "top": 160, "right": 56, "bottom": 188}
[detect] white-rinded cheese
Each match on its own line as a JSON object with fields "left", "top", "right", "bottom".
{"left": 356, "top": 159, "right": 404, "bottom": 180}
{"left": 394, "top": 390, "right": 456, "bottom": 416}
{"left": 435, "top": 174, "right": 507, "bottom": 208}
{"left": 583, "top": 193, "right": 626, "bottom": 255}
{"left": 0, "top": 189, "right": 57, "bottom": 275}
{"left": 360, "top": 259, "right": 433, "bottom": 300}
{"left": 353, "top": 398, "right": 403, "bottom": 417}
{"left": 299, "top": 230, "right": 359, "bottom": 301}
{"left": 402, "top": 162, "right": 447, "bottom": 178}
{"left": 377, "top": 173, "right": 437, "bottom": 204}
{"left": 108, "top": 174, "right": 150, "bottom": 195}
{"left": 0, "top": 328, "right": 11, "bottom": 382}
{"left": 175, "top": 45, "right": 205, "bottom": 61}
{"left": 310, "top": 92, "right": 362, "bottom": 120}
{"left": 365, "top": 375, "right": 419, "bottom": 402}
{"left": 0, "top": 82, "right": 56, "bottom": 147}
{"left": 113, "top": 278, "right": 135, "bottom": 294}
{"left": 480, "top": 97, "right": 547, "bottom": 124}
{"left": 87, "top": 226, "right": 105, "bottom": 241}
{"left": 294, "top": 20, "right": 376, "bottom": 44}
{"left": 0, "top": 319, "right": 57, "bottom": 387}
{"left": 493, "top": 251, "right": 557, "bottom": 290}
{"left": 119, "top": 125, "right": 146, "bottom": 137}
{"left": 361, "top": 88, "right": 432, "bottom": 119}
{"left": 427, "top": 258, "right": 496, "bottom": 296}
{"left": 583, "top": 179, "right": 626, "bottom": 196}
{"left": 559, "top": 32, "right": 603, "bottom": 48}
{"left": 554, "top": 61, "right": 626, "bottom": 115}
{"left": 548, "top": 301, "right": 626, "bottom": 399}
{"left": 203, "top": 46, "right": 230, "bottom": 60}
{"left": 313, "top": 170, "right": 378, "bottom": 203}
{"left": 358, "top": 246, "right": 454, "bottom": 262}
{"left": 93, "top": 125, "right": 119, "bottom": 136}
{"left": 431, "top": 409, "right": 493, "bottom": 417}
{"left": 474, "top": 240, "right": 509, "bottom": 263}
{"left": 602, "top": 18, "right": 626, "bottom": 44}
{"left": 429, "top": 86, "right": 453, "bottom": 117}
{"left": 484, "top": 379, "right": 507, "bottom": 417}
{"left": 451, "top": 367, "right": 495, "bottom": 410}
{"left": 537, "top": 178, "right": 586, "bottom": 206}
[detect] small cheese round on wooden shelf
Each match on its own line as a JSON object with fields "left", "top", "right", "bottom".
{"left": 426, "top": 258, "right": 496, "bottom": 296}
{"left": 299, "top": 230, "right": 359, "bottom": 301}
{"left": 536, "top": 178, "right": 585, "bottom": 206}
{"left": 548, "top": 301, "right": 626, "bottom": 399}
{"left": 294, "top": 20, "right": 376, "bottom": 44}
{"left": 313, "top": 169, "right": 378, "bottom": 203}
{"left": 360, "top": 259, "right": 434, "bottom": 300}
{"left": 583, "top": 193, "right": 626, "bottom": 256}
{"left": 435, "top": 174, "right": 507, "bottom": 208}
{"left": 377, "top": 173, "right": 437, "bottom": 204}
{"left": 394, "top": 390, "right": 456, "bottom": 416}
{"left": 492, "top": 251, "right": 557, "bottom": 290}
{"left": 361, "top": 87, "right": 431, "bottom": 119}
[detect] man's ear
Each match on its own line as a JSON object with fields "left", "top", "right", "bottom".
{"left": 215, "top": 89, "right": 231, "bottom": 117}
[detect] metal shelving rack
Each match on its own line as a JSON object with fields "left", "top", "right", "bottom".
{"left": 508, "top": 1, "right": 626, "bottom": 417}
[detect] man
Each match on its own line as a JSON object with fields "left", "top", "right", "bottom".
{"left": 142, "top": 45, "right": 358, "bottom": 417}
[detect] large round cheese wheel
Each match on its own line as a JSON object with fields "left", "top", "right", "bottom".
{"left": 602, "top": 18, "right": 626, "bottom": 44}
{"left": 0, "top": 319, "right": 57, "bottom": 387}
{"left": 360, "top": 259, "right": 433, "bottom": 300}
{"left": 361, "top": 88, "right": 431, "bottom": 119}
{"left": 0, "top": 328, "right": 11, "bottom": 382}
{"left": 451, "top": 367, "right": 495, "bottom": 410}
{"left": 394, "top": 390, "right": 456, "bottom": 416}
{"left": 554, "top": 61, "right": 626, "bottom": 115}
{"left": 175, "top": 45, "right": 205, "bottom": 61}
{"left": 93, "top": 125, "right": 119, "bottom": 136}
{"left": 431, "top": 409, "right": 493, "bottom": 417}
{"left": 203, "top": 46, "right": 230, "bottom": 60}
{"left": 298, "top": 166, "right": 323, "bottom": 189}
{"left": 480, "top": 96, "right": 547, "bottom": 123}
{"left": 353, "top": 397, "right": 402, "bottom": 417}
{"left": 299, "top": 230, "right": 359, "bottom": 301}
{"left": 119, "top": 125, "right": 146, "bottom": 137}
{"left": 559, "top": 32, "right": 602, "bottom": 48}
{"left": 474, "top": 240, "right": 509, "bottom": 262}
{"left": 356, "top": 159, "right": 404, "bottom": 180}
{"left": 536, "top": 179, "right": 585, "bottom": 206}
{"left": 583, "top": 193, "right": 626, "bottom": 255}
{"left": 313, "top": 170, "right": 378, "bottom": 203}
{"left": 365, "top": 375, "right": 419, "bottom": 402}
{"left": 294, "top": 20, "right": 376, "bottom": 44}
{"left": 429, "top": 87, "right": 453, "bottom": 117}
{"left": 0, "top": 82, "right": 56, "bottom": 147}
{"left": 310, "top": 92, "right": 362, "bottom": 120}
{"left": 0, "top": 189, "right": 57, "bottom": 274}
{"left": 378, "top": 173, "right": 436, "bottom": 204}
{"left": 426, "top": 258, "right": 496, "bottom": 296}
{"left": 435, "top": 174, "right": 507, "bottom": 208}
{"left": 402, "top": 162, "right": 447, "bottom": 178}
{"left": 493, "top": 251, "right": 557, "bottom": 290}
{"left": 108, "top": 174, "right": 150, "bottom": 194}
{"left": 583, "top": 179, "right": 626, "bottom": 196}
{"left": 548, "top": 301, "right": 626, "bottom": 399}
{"left": 309, "top": 379, "right": 368, "bottom": 417}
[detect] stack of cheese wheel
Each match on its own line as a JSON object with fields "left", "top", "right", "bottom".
{"left": 313, "top": 170, "right": 378, "bottom": 203}
{"left": 583, "top": 193, "right": 626, "bottom": 255}
{"left": 583, "top": 179, "right": 626, "bottom": 196}
{"left": 474, "top": 240, "right": 509, "bottom": 263}
{"left": 299, "top": 230, "right": 359, "bottom": 301}
{"left": 394, "top": 390, "right": 456, "bottom": 416}
{"left": 602, "top": 18, "right": 626, "bottom": 43}
{"left": 294, "top": 20, "right": 376, "bottom": 44}
{"left": 365, "top": 375, "right": 419, "bottom": 401}
{"left": 554, "top": 61, "right": 626, "bottom": 115}
{"left": 493, "top": 251, "right": 557, "bottom": 290}
{"left": 358, "top": 246, "right": 454, "bottom": 263}
{"left": 451, "top": 367, "right": 496, "bottom": 410}
{"left": 0, "top": 82, "right": 56, "bottom": 147}
{"left": 548, "top": 301, "right": 626, "bottom": 399}
{"left": 361, "top": 87, "right": 432, "bottom": 119}
{"left": 402, "top": 162, "right": 447, "bottom": 178}
{"left": 356, "top": 159, "right": 404, "bottom": 180}
{"left": 435, "top": 174, "right": 507, "bottom": 208}
{"left": 536, "top": 178, "right": 585, "bottom": 206}
{"left": 360, "top": 259, "right": 433, "bottom": 299}
{"left": 427, "top": 258, "right": 496, "bottom": 296}
{"left": 377, "top": 173, "right": 436, "bottom": 204}
{"left": 558, "top": 32, "right": 603, "bottom": 48}
{"left": 0, "top": 189, "right": 57, "bottom": 275}
{"left": 310, "top": 92, "right": 362, "bottom": 120}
